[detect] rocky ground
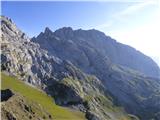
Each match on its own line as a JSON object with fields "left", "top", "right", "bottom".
{"left": 1, "top": 91, "right": 53, "bottom": 120}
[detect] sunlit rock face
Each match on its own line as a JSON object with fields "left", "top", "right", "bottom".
{"left": 1, "top": 16, "right": 71, "bottom": 87}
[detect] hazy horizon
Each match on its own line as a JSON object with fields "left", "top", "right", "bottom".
{"left": 1, "top": 1, "right": 160, "bottom": 67}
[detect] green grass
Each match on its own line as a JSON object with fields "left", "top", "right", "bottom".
{"left": 1, "top": 73, "right": 86, "bottom": 120}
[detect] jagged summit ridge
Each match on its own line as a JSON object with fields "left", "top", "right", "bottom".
{"left": 44, "top": 27, "right": 53, "bottom": 33}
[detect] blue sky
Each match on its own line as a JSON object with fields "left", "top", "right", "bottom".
{"left": 1, "top": 1, "right": 160, "bottom": 66}
{"left": 1, "top": 1, "right": 133, "bottom": 36}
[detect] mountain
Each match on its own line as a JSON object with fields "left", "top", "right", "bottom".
{"left": 33, "top": 27, "right": 160, "bottom": 78}
{"left": 1, "top": 16, "right": 160, "bottom": 120}
{"left": 33, "top": 26, "right": 160, "bottom": 120}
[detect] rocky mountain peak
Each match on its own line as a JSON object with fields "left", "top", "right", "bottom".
{"left": 1, "top": 16, "right": 13, "bottom": 25}
{"left": 54, "top": 27, "right": 74, "bottom": 39}
{"left": 1, "top": 16, "right": 29, "bottom": 42}
{"left": 58, "top": 27, "right": 73, "bottom": 32}
{"left": 44, "top": 27, "right": 53, "bottom": 34}
{"left": 38, "top": 27, "right": 53, "bottom": 39}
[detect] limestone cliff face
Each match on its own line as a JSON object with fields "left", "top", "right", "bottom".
{"left": 1, "top": 16, "right": 160, "bottom": 120}
{"left": 1, "top": 16, "right": 76, "bottom": 87}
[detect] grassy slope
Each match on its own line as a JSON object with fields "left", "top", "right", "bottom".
{"left": 1, "top": 73, "right": 86, "bottom": 120}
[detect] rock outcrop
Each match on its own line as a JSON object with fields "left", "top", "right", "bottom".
{"left": 1, "top": 89, "right": 14, "bottom": 102}
{"left": 1, "top": 93, "right": 53, "bottom": 120}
